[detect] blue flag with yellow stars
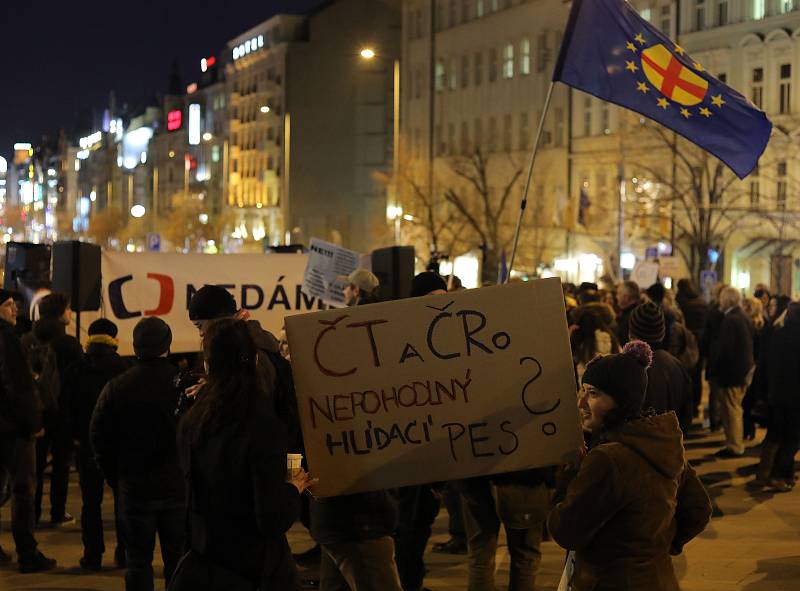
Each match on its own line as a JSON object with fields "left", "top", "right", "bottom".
{"left": 553, "top": 0, "right": 772, "bottom": 179}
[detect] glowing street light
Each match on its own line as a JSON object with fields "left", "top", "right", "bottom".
{"left": 359, "top": 48, "right": 376, "bottom": 60}
{"left": 260, "top": 105, "right": 270, "bottom": 114}
{"left": 130, "top": 204, "right": 146, "bottom": 218}
{"left": 202, "top": 132, "right": 213, "bottom": 141}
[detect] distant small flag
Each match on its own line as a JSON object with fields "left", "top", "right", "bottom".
{"left": 553, "top": 0, "right": 772, "bottom": 178}
{"left": 498, "top": 250, "right": 508, "bottom": 284}
{"left": 578, "top": 186, "right": 591, "bottom": 227}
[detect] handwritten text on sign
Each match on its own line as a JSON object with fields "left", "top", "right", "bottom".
{"left": 286, "top": 278, "right": 583, "bottom": 497}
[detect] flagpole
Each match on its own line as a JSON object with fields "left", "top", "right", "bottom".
{"left": 507, "top": 81, "right": 556, "bottom": 282}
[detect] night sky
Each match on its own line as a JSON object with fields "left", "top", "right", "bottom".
{"left": 0, "top": 0, "right": 328, "bottom": 159}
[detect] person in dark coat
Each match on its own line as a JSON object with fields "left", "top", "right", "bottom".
{"left": 310, "top": 273, "right": 403, "bottom": 591}
{"left": 615, "top": 280, "right": 640, "bottom": 346}
{"left": 675, "top": 280, "right": 708, "bottom": 418}
{"left": 708, "top": 287, "right": 755, "bottom": 457}
{"left": 187, "top": 285, "right": 302, "bottom": 453}
{"left": 90, "top": 317, "right": 184, "bottom": 591}
{"left": 760, "top": 303, "right": 800, "bottom": 492}
{"left": 629, "top": 303, "right": 693, "bottom": 433}
{"left": 548, "top": 341, "right": 711, "bottom": 591}
{"left": 0, "top": 289, "right": 56, "bottom": 572}
{"left": 700, "top": 286, "right": 726, "bottom": 431}
{"left": 64, "top": 318, "right": 131, "bottom": 570}
{"left": 174, "top": 318, "right": 313, "bottom": 590}
{"left": 21, "top": 292, "right": 83, "bottom": 525}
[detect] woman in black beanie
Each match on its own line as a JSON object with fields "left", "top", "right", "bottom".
{"left": 548, "top": 341, "right": 712, "bottom": 591}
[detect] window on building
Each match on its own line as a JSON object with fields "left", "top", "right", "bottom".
{"left": 489, "top": 116, "right": 498, "bottom": 151}
{"left": 436, "top": 124, "right": 444, "bottom": 155}
{"left": 448, "top": 123, "right": 456, "bottom": 155}
{"left": 450, "top": 0, "right": 459, "bottom": 26}
{"left": 436, "top": 60, "right": 446, "bottom": 92}
{"left": 583, "top": 96, "right": 592, "bottom": 136}
{"left": 536, "top": 32, "right": 549, "bottom": 73}
{"left": 474, "top": 52, "right": 484, "bottom": 85}
{"left": 520, "top": 38, "right": 531, "bottom": 75}
{"left": 212, "top": 145, "right": 220, "bottom": 162}
{"left": 519, "top": 112, "right": 530, "bottom": 151}
{"left": 749, "top": 176, "right": 760, "bottom": 207}
{"left": 640, "top": 7, "right": 652, "bottom": 20}
{"left": 477, "top": 0, "right": 485, "bottom": 17}
{"left": 415, "top": 9, "right": 423, "bottom": 37}
{"left": 751, "top": 67, "right": 764, "bottom": 108}
{"left": 461, "top": 121, "right": 470, "bottom": 153}
{"left": 502, "top": 44, "right": 514, "bottom": 79}
{"left": 660, "top": 4, "right": 672, "bottom": 35}
{"left": 600, "top": 105, "right": 610, "bottom": 134}
{"left": 554, "top": 108, "right": 564, "bottom": 146}
{"left": 436, "top": 1, "right": 445, "bottom": 30}
{"left": 414, "top": 66, "right": 423, "bottom": 99}
{"left": 462, "top": 0, "right": 472, "bottom": 21}
{"left": 777, "top": 161, "right": 787, "bottom": 208}
{"left": 779, "top": 0, "right": 794, "bottom": 13}
{"left": 449, "top": 57, "right": 458, "bottom": 89}
{"left": 718, "top": 72, "right": 727, "bottom": 83}
{"left": 474, "top": 118, "right": 484, "bottom": 149}
{"left": 490, "top": 0, "right": 499, "bottom": 11}
{"left": 461, "top": 55, "right": 470, "bottom": 88}
{"left": 489, "top": 48, "right": 499, "bottom": 81}
{"left": 695, "top": 0, "right": 705, "bottom": 29}
{"left": 752, "top": 0, "right": 765, "bottom": 18}
{"left": 718, "top": 0, "right": 728, "bottom": 25}
{"left": 503, "top": 114, "right": 512, "bottom": 151}
{"left": 780, "top": 63, "right": 792, "bottom": 114}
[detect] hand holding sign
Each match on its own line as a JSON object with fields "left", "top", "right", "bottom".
{"left": 286, "top": 278, "right": 583, "bottom": 497}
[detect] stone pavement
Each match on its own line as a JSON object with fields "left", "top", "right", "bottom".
{"left": 1, "top": 426, "right": 798, "bottom": 590}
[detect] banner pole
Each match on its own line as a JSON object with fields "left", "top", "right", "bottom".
{"left": 507, "top": 81, "right": 556, "bottom": 282}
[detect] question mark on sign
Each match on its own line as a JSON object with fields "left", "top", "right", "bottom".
{"left": 519, "top": 356, "right": 561, "bottom": 416}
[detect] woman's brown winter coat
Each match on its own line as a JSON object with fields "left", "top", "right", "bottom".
{"left": 548, "top": 412, "right": 711, "bottom": 591}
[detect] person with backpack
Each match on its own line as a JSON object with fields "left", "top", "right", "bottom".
{"left": 21, "top": 292, "right": 82, "bottom": 526}
{"left": 0, "top": 289, "right": 57, "bottom": 572}
{"left": 64, "top": 318, "right": 131, "bottom": 570}
{"left": 90, "top": 317, "right": 185, "bottom": 591}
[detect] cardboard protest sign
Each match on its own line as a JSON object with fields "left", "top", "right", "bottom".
{"left": 302, "top": 238, "right": 360, "bottom": 307}
{"left": 286, "top": 277, "right": 583, "bottom": 497}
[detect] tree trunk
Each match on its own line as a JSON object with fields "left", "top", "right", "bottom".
{"left": 481, "top": 247, "right": 502, "bottom": 284}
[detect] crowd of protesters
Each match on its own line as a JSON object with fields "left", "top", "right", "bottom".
{"left": 0, "top": 263, "right": 795, "bottom": 590}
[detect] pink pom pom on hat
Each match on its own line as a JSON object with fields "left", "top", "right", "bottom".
{"left": 622, "top": 340, "right": 653, "bottom": 369}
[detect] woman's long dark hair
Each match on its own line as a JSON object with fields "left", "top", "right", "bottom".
{"left": 184, "top": 318, "right": 267, "bottom": 443}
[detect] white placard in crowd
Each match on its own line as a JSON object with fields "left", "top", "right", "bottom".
{"left": 301, "top": 238, "right": 360, "bottom": 307}
{"left": 77, "top": 252, "right": 322, "bottom": 356}
{"left": 631, "top": 261, "right": 659, "bottom": 288}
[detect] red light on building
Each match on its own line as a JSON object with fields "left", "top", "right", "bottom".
{"left": 167, "top": 110, "right": 182, "bottom": 131}
{"left": 207, "top": 56, "right": 216, "bottom": 67}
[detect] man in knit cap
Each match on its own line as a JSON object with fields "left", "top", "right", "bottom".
{"left": 0, "top": 288, "right": 56, "bottom": 572}
{"left": 90, "top": 317, "right": 184, "bottom": 590}
{"left": 64, "top": 318, "right": 130, "bottom": 570}
{"left": 629, "top": 302, "right": 693, "bottom": 433}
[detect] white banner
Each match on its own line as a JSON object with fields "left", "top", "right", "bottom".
{"left": 76, "top": 252, "right": 322, "bottom": 355}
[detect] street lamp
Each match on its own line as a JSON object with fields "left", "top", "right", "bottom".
{"left": 359, "top": 47, "right": 401, "bottom": 245}
{"left": 260, "top": 105, "right": 270, "bottom": 114}
{"left": 202, "top": 132, "right": 213, "bottom": 142}
{"left": 131, "top": 204, "right": 146, "bottom": 218}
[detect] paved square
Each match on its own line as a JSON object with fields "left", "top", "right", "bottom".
{"left": 1, "top": 427, "right": 798, "bottom": 590}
